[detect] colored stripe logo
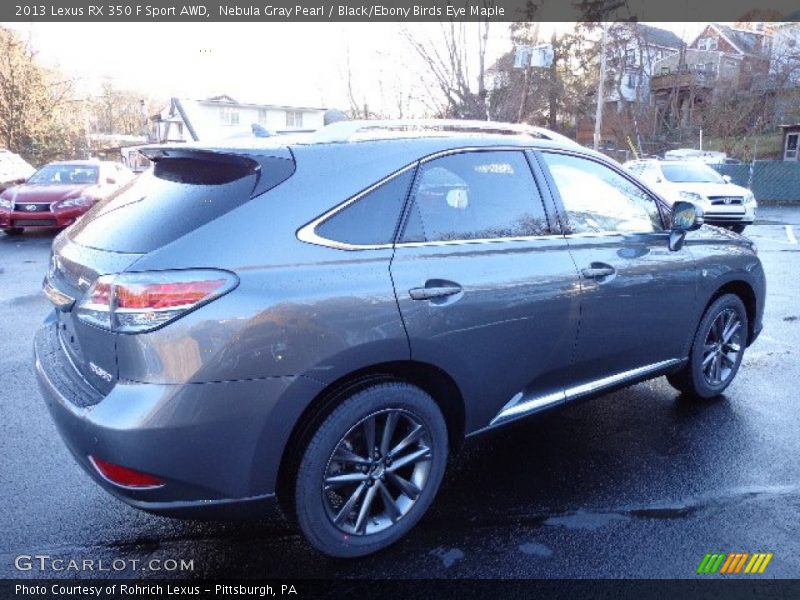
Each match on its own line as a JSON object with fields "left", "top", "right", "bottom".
{"left": 697, "top": 552, "right": 773, "bottom": 574}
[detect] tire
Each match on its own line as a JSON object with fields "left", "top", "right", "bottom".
{"left": 667, "top": 293, "right": 748, "bottom": 399}
{"left": 294, "top": 382, "right": 448, "bottom": 557}
{"left": 729, "top": 224, "right": 746, "bottom": 234}
{"left": 2, "top": 227, "right": 23, "bottom": 236}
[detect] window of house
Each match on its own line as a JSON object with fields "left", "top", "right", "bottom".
{"left": 625, "top": 48, "right": 637, "bottom": 66}
{"left": 698, "top": 37, "right": 718, "bottom": 51}
{"left": 220, "top": 106, "right": 239, "bottom": 126}
{"left": 401, "top": 151, "right": 551, "bottom": 243}
{"left": 626, "top": 72, "right": 637, "bottom": 87}
{"left": 661, "top": 66, "right": 671, "bottom": 75}
{"left": 258, "top": 109, "right": 268, "bottom": 126}
{"left": 541, "top": 152, "right": 662, "bottom": 234}
{"left": 286, "top": 111, "right": 304, "bottom": 128}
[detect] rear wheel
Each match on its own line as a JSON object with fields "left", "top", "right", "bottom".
{"left": 2, "top": 227, "right": 23, "bottom": 236}
{"left": 294, "top": 382, "right": 448, "bottom": 557}
{"left": 667, "top": 293, "right": 748, "bottom": 399}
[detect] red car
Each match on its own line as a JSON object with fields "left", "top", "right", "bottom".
{"left": 0, "top": 160, "right": 134, "bottom": 235}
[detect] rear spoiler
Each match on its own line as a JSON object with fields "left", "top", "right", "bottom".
{"left": 138, "top": 146, "right": 295, "bottom": 198}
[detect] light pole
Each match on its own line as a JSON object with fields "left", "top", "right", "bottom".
{"left": 594, "top": 22, "right": 609, "bottom": 151}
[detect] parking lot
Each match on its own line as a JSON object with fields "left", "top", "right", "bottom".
{"left": 1, "top": 207, "right": 799, "bottom": 579}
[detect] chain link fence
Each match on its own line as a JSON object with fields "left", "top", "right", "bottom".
{"left": 710, "top": 161, "right": 800, "bottom": 204}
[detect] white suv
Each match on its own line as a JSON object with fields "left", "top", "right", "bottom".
{"left": 623, "top": 159, "right": 756, "bottom": 233}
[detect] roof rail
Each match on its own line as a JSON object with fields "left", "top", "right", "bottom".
{"left": 308, "top": 119, "right": 580, "bottom": 146}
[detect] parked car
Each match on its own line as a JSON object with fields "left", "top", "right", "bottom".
{"left": 0, "top": 160, "right": 134, "bottom": 235}
{"left": 623, "top": 159, "right": 757, "bottom": 233}
{"left": 0, "top": 149, "right": 35, "bottom": 193}
{"left": 663, "top": 148, "right": 728, "bottom": 164}
{"left": 36, "top": 120, "right": 765, "bottom": 557}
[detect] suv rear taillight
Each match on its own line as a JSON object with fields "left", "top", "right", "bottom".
{"left": 76, "top": 270, "right": 237, "bottom": 333}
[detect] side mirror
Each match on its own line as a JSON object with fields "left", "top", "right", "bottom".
{"left": 106, "top": 177, "right": 116, "bottom": 185}
{"left": 669, "top": 200, "right": 704, "bottom": 251}
{"left": 722, "top": 174, "right": 732, "bottom": 183}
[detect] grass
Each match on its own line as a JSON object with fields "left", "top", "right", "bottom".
{"left": 702, "top": 132, "right": 784, "bottom": 161}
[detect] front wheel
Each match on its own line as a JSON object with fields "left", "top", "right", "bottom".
{"left": 729, "top": 224, "right": 747, "bottom": 234}
{"left": 667, "top": 293, "right": 748, "bottom": 399}
{"left": 294, "top": 382, "right": 448, "bottom": 557}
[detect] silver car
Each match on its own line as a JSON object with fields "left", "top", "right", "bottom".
{"left": 36, "top": 120, "right": 765, "bottom": 557}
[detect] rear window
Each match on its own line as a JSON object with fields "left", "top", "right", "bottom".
{"left": 68, "top": 155, "right": 293, "bottom": 253}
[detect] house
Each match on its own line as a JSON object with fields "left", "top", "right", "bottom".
{"left": 780, "top": 124, "right": 800, "bottom": 161}
{"left": 149, "top": 95, "right": 328, "bottom": 143}
{"left": 604, "top": 23, "right": 683, "bottom": 109}
{"left": 649, "top": 24, "right": 771, "bottom": 129}
{"left": 768, "top": 22, "right": 800, "bottom": 87}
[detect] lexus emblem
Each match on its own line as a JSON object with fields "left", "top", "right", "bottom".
{"left": 25, "top": 204, "right": 37, "bottom": 211}
{"left": 723, "top": 197, "right": 732, "bottom": 205}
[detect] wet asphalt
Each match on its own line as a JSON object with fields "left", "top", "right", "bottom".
{"left": 1, "top": 208, "right": 799, "bottom": 580}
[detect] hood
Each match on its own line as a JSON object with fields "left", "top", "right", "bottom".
{"left": 661, "top": 181, "right": 750, "bottom": 200}
{"left": 1, "top": 183, "right": 94, "bottom": 204}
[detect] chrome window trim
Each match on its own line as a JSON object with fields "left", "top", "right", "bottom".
{"left": 296, "top": 146, "right": 568, "bottom": 251}
{"left": 295, "top": 163, "right": 417, "bottom": 251}
{"left": 485, "top": 358, "right": 683, "bottom": 430}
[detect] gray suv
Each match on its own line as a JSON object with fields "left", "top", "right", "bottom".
{"left": 35, "top": 120, "right": 765, "bottom": 557}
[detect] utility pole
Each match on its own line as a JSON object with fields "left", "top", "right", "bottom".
{"left": 594, "top": 22, "right": 609, "bottom": 150}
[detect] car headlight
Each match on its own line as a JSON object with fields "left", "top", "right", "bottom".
{"left": 744, "top": 191, "right": 757, "bottom": 205}
{"left": 679, "top": 191, "right": 704, "bottom": 203}
{"left": 56, "top": 196, "right": 92, "bottom": 209}
{"left": 0, "top": 197, "right": 12, "bottom": 210}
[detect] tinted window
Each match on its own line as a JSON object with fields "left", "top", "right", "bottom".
{"left": 315, "top": 169, "right": 414, "bottom": 246}
{"left": 401, "top": 151, "right": 549, "bottom": 243}
{"left": 68, "top": 155, "right": 293, "bottom": 253}
{"left": 541, "top": 152, "right": 661, "bottom": 234}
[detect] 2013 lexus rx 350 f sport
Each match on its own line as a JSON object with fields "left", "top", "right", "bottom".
{"left": 35, "top": 120, "right": 765, "bottom": 557}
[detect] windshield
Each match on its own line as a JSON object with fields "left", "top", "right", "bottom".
{"left": 28, "top": 164, "right": 99, "bottom": 185}
{"left": 661, "top": 163, "right": 724, "bottom": 184}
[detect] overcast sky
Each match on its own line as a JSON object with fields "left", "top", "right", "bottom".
{"left": 3, "top": 21, "right": 703, "bottom": 115}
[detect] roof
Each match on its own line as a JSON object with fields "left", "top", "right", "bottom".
{"left": 143, "top": 121, "right": 599, "bottom": 166}
{"left": 636, "top": 24, "right": 683, "bottom": 50}
{"left": 198, "top": 96, "right": 327, "bottom": 112}
{"left": 45, "top": 160, "right": 112, "bottom": 166}
{"left": 701, "top": 24, "right": 765, "bottom": 56}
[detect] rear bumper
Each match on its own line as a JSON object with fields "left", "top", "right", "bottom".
{"left": 34, "top": 317, "right": 321, "bottom": 519}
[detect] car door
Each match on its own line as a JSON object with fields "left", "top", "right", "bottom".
{"left": 390, "top": 149, "right": 581, "bottom": 431}
{"left": 536, "top": 150, "right": 699, "bottom": 396}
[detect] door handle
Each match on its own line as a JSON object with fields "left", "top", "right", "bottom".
{"left": 409, "top": 284, "right": 462, "bottom": 301}
{"left": 581, "top": 264, "right": 616, "bottom": 279}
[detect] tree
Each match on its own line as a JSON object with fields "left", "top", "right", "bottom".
{"left": 88, "top": 80, "right": 155, "bottom": 136}
{"left": 402, "top": 16, "right": 492, "bottom": 119}
{"left": 0, "top": 26, "right": 87, "bottom": 165}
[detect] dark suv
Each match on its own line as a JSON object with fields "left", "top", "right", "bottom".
{"left": 35, "top": 120, "right": 765, "bottom": 557}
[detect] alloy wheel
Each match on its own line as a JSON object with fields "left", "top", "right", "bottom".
{"left": 702, "top": 308, "right": 743, "bottom": 386}
{"left": 322, "top": 409, "right": 433, "bottom": 536}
